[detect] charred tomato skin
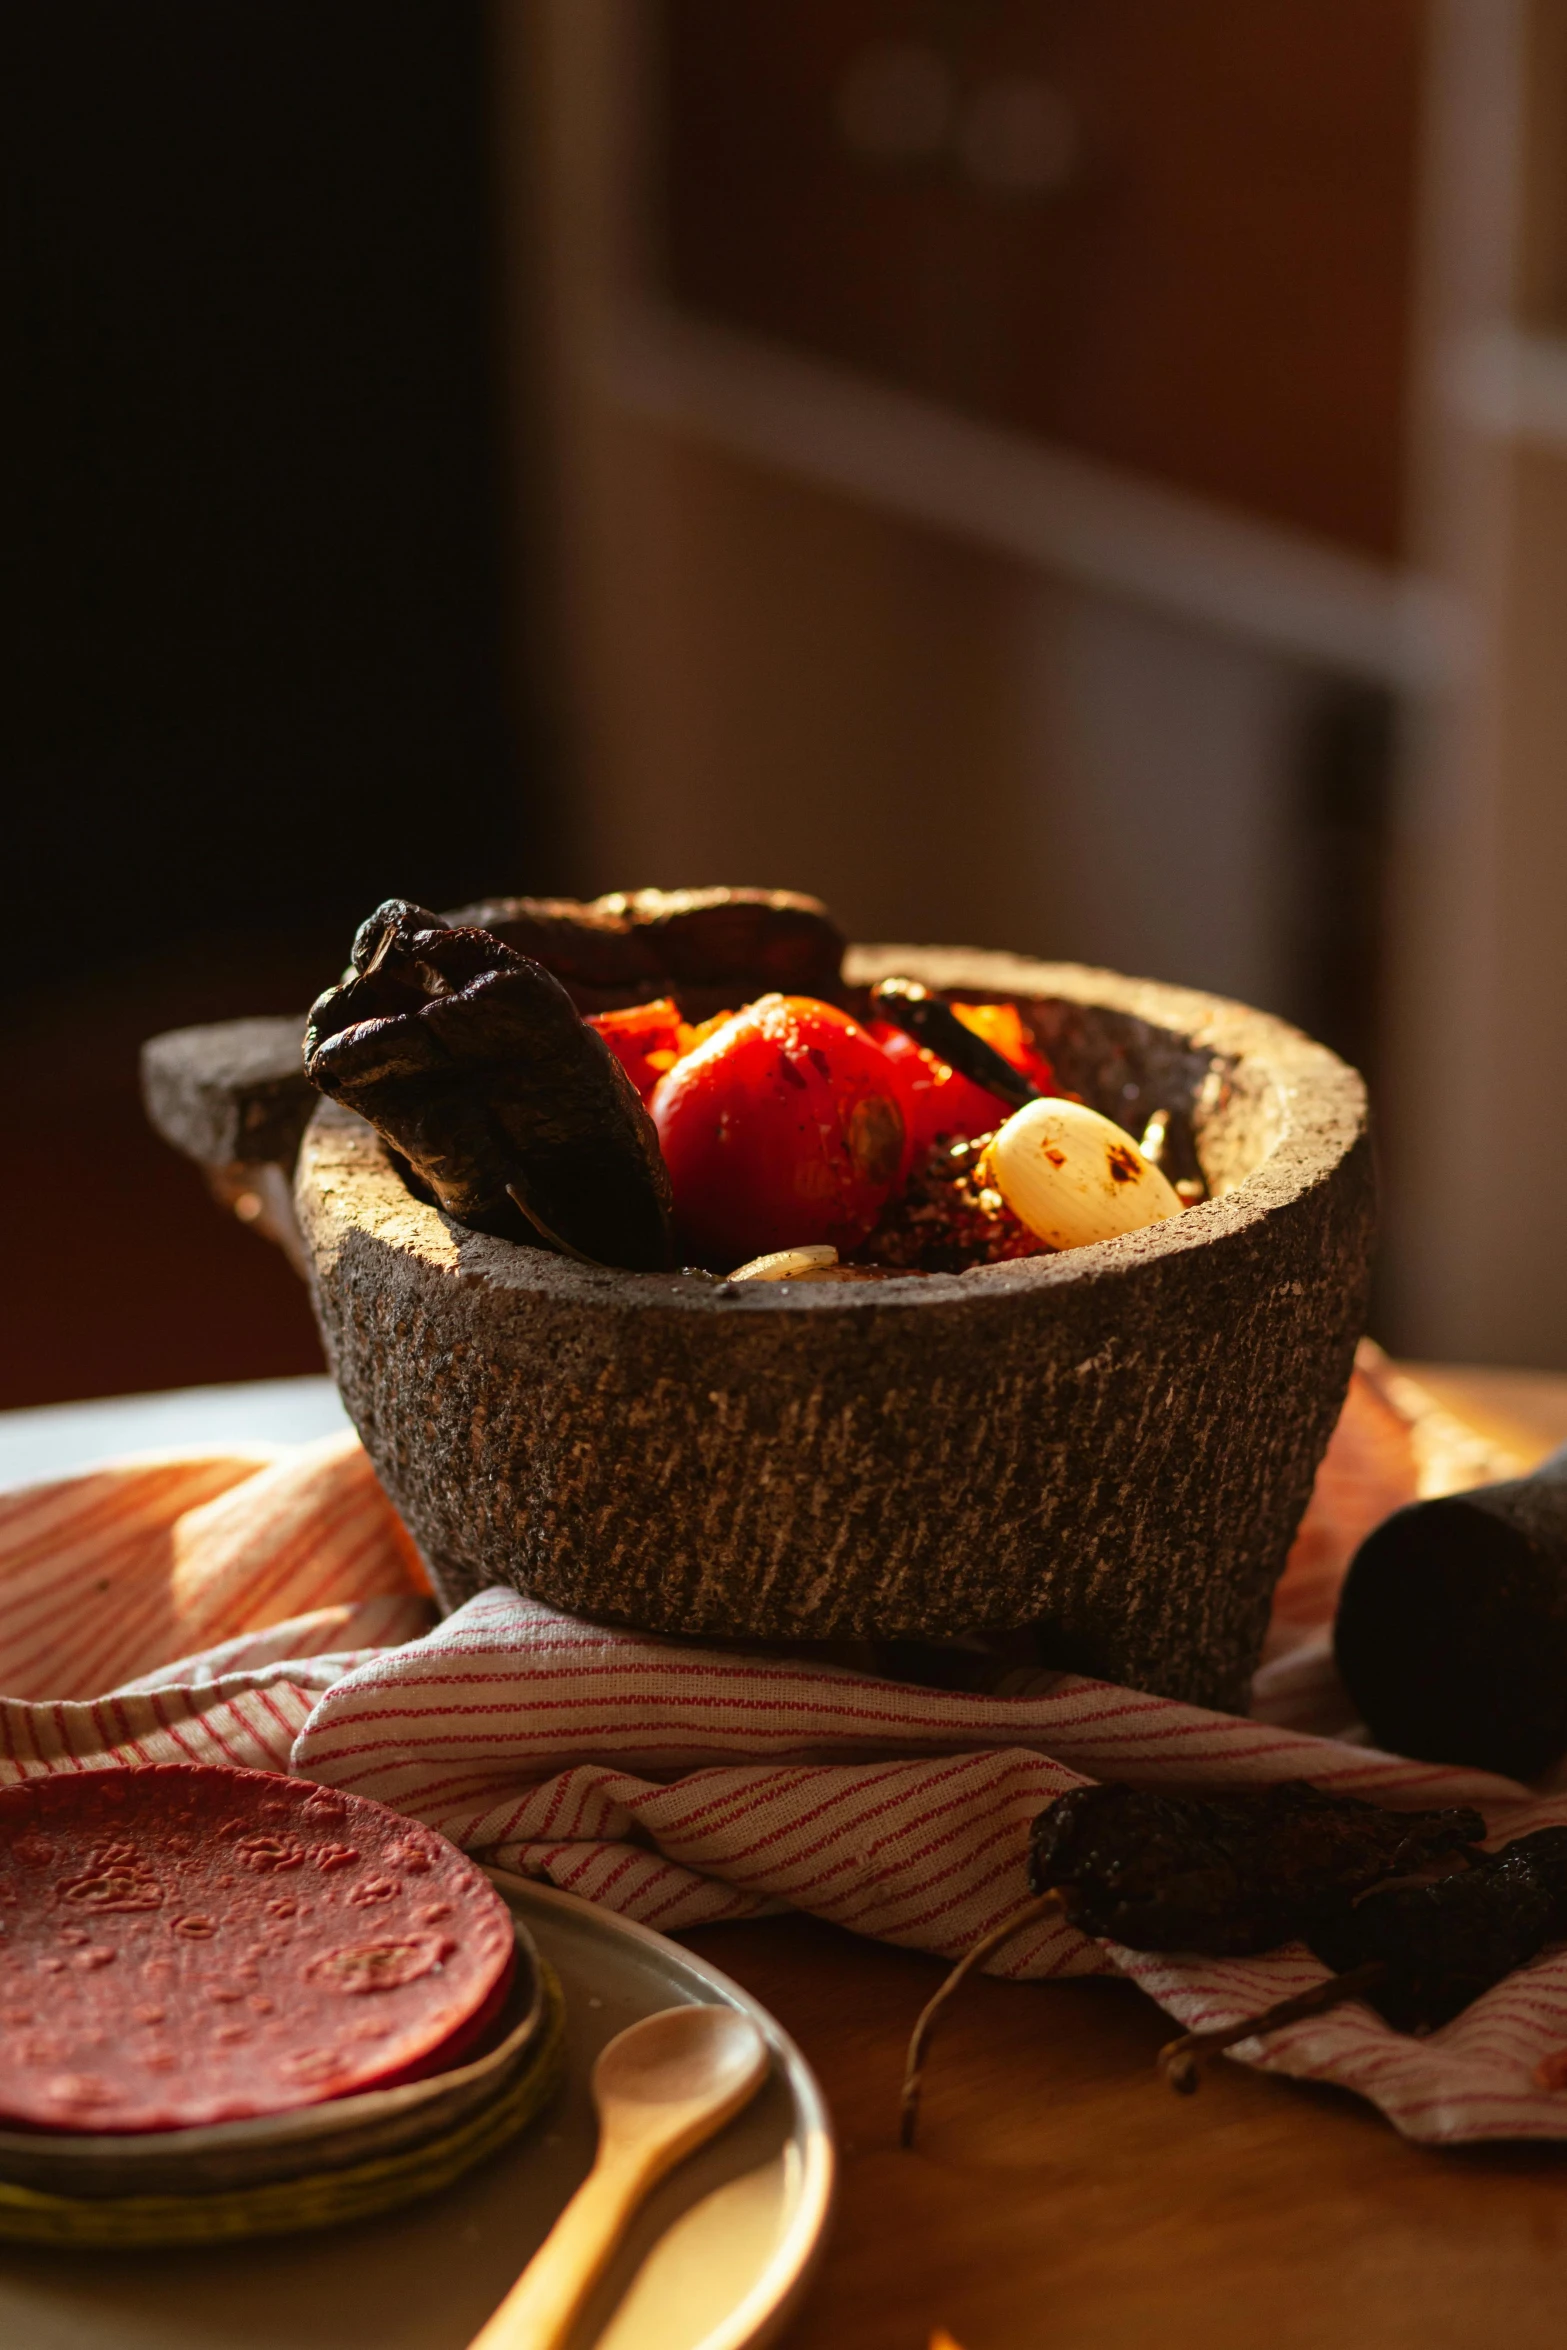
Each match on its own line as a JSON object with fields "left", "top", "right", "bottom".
{"left": 869, "top": 1025, "right": 1006, "bottom": 1167}
{"left": 651, "top": 994, "right": 906, "bottom": 1267}
{"left": 587, "top": 998, "right": 684, "bottom": 1102}
{"left": 589, "top": 999, "right": 739, "bottom": 1103}
{"left": 869, "top": 1003, "right": 1055, "bottom": 1163}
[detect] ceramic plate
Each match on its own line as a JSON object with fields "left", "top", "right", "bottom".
{"left": 0, "top": 1874, "right": 835, "bottom": 2350}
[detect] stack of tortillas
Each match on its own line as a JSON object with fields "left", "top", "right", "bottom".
{"left": 0, "top": 1765, "right": 563, "bottom": 2246}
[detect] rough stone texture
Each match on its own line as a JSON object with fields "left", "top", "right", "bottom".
{"left": 142, "top": 1016, "right": 313, "bottom": 1170}
{"left": 295, "top": 950, "right": 1376, "bottom": 1712}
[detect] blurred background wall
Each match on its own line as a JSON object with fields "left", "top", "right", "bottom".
{"left": 515, "top": 0, "right": 1567, "bottom": 1371}
{"left": 8, "top": 0, "right": 1567, "bottom": 1405}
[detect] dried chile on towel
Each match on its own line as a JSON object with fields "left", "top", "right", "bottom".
{"left": 1308, "top": 1825, "right": 1567, "bottom": 2031}
{"left": 1027, "top": 1782, "right": 1487, "bottom": 1956}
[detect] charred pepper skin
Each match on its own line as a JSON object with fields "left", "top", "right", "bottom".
{"left": 1027, "top": 1783, "right": 1487, "bottom": 1956}
{"left": 304, "top": 901, "right": 675, "bottom": 1272}
{"left": 1309, "top": 1825, "right": 1567, "bottom": 2031}
{"left": 446, "top": 887, "right": 847, "bottom": 1019}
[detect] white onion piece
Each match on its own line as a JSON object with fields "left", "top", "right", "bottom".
{"left": 729, "top": 1244, "right": 841, "bottom": 1282}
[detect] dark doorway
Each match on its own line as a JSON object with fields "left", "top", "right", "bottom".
{"left": 6, "top": 1, "right": 549, "bottom": 1407}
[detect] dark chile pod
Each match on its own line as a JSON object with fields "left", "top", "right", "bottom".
{"left": 870, "top": 978, "right": 1045, "bottom": 1113}
{"left": 445, "top": 895, "right": 656, "bottom": 997}
{"left": 349, "top": 897, "right": 451, "bottom": 979}
{"left": 304, "top": 902, "right": 674, "bottom": 1272}
{"left": 1028, "top": 1780, "right": 1485, "bottom": 1955}
{"left": 618, "top": 888, "right": 843, "bottom": 991}
{"left": 446, "top": 886, "right": 846, "bottom": 1019}
{"left": 1334, "top": 1445, "right": 1567, "bottom": 1781}
{"left": 1161, "top": 1825, "right": 1567, "bottom": 2082}
{"left": 1309, "top": 1827, "right": 1567, "bottom": 2031}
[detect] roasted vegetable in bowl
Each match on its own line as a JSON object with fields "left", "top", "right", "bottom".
{"left": 302, "top": 900, "right": 674, "bottom": 1270}
{"left": 650, "top": 994, "right": 907, "bottom": 1266}
{"left": 299, "top": 890, "right": 1201, "bottom": 1282}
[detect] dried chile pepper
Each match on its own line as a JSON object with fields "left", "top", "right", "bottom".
{"left": 445, "top": 886, "right": 847, "bottom": 1018}
{"left": 1160, "top": 1825, "right": 1567, "bottom": 2089}
{"left": 1307, "top": 1825, "right": 1567, "bottom": 2031}
{"left": 1034, "top": 1791, "right": 1567, "bottom": 2038}
{"left": 1026, "top": 1781, "right": 1487, "bottom": 1955}
{"left": 901, "top": 1778, "right": 1489, "bottom": 2141}
{"left": 869, "top": 978, "right": 1046, "bottom": 1113}
{"left": 303, "top": 900, "right": 674, "bottom": 1271}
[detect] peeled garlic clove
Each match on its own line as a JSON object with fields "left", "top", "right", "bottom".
{"left": 730, "top": 1243, "right": 841, "bottom": 1281}
{"left": 986, "top": 1099, "right": 1183, "bottom": 1251}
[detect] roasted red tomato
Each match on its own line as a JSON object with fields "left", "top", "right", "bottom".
{"left": 589, "top": 999, "right": 735, "bottom": 1103}
{"left": 953, "top": 1001, "right": 1057, "bottom": 1095}
{"left": 589, "top": 998, "right": 684, "bottom": 1101}
{"left": 650, "top": 995, "right": 906, "bottom": 1267}
{"left": 869, "top": 1000, "right": 1057, "bottom": 1160}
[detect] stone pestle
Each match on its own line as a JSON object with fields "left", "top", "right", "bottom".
{"left": 1335, "top": 1445, "right": 1567, "bottom": 1781}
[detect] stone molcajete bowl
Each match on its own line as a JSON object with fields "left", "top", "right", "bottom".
{"left": 262, "top": 945, "right": 1372, "bottom": 1713}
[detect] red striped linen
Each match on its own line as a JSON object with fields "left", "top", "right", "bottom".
{"left": 5, "top": 1366, "right": 1567, "bottom": 2143}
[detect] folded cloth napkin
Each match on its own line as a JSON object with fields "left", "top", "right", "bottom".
{"left": 5, "top": 1345, "right": 1567, "bottom": 2145}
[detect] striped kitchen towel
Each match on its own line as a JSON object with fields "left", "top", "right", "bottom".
{"left": 4, "top": 1349, "right": 1567, "bottom": 2145}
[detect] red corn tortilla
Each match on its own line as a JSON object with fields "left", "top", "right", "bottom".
{"left": 0, "top": 1765, "right": 515, "bottom": 2132}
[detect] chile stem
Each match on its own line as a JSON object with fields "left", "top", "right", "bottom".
{"left": 1158, "top": 1961, "right": 1388, "bottom": 2094}
{"left": 900, "top": 1889, "right": 1066, "bottom": 2148}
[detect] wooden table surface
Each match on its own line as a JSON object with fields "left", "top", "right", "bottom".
{"left": 683, "top": 1366, "right": 1567, "bottom": 2350}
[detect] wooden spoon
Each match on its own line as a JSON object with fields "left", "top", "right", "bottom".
{"left": 467, "top": 2003, "right": 770, "bottom": 2350}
